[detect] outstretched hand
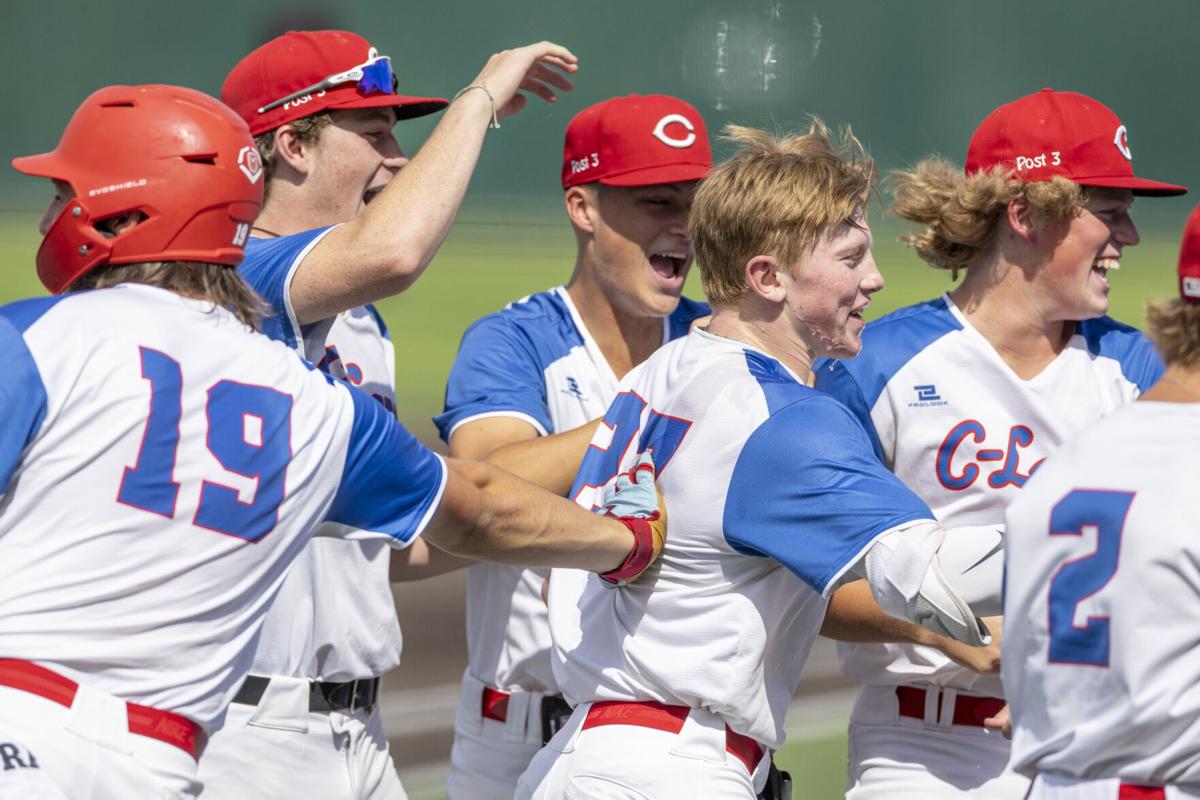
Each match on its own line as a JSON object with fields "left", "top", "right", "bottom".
{"left": 597, "top": 451, "right": 668, "bottom": 585}
{"left": 469, "top": 41, "right": 578, "bottom": 122}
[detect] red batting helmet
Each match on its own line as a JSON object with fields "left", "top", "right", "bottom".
{"left": 12, "top": 84, "right": 264, "bottom": 294}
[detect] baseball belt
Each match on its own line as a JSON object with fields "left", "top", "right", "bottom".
{"left": 582, "top": 700, "right": 766, "bottom": 774}
{"left": 481, "top": 686, "right": 573, "bottom": 745}
{"left": 895, "top": 685, "right": 1005, "bottom": 728}
{"left": 233, "top": 674, "right": 380, "bottom": 713}
{"left": 0, "top": 658, "right": 204, "bottom": 759}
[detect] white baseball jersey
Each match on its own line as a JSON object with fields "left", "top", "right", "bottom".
{"left": 814, "top": 294, "right": 1163, "bottom": 696}
{"left": 239, "top": 229, "right": 403, "bottom": 682}
{"left": 435, "top": 286, "right": 707, "bottom": 693}
{"left": 1003, "top": 400, "right": 1200, "bottom": 785}
{"left": 547, "top": 329, "right": 937, "bottom": 749}
{"left": 0, "top": 285, "right": 446, "bottom": 732}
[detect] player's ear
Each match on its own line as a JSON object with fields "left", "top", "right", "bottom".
{"left": 272, "top": 124, "right": 314, "bottom": 178}
{"left": 744, "top": 254, "right": 787, "bottom": 303}
{"left": 564, "top": 184, "right": 599, "bottom": 234}
{"left": 1004, "top": 197, "right": 1038, "bottom": 244}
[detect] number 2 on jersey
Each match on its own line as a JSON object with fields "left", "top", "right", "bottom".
{"left": 118, "top": 346, "right": 293, "bottom": 541}
{"left": 1046, "top": 489, "right": 1135, "bottom": 667}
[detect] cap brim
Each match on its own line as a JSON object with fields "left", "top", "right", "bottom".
{"left": 11, "top": 151, "right": 64, "bottom": 179}
{"left": 326, "top": 92, "right": 449, "bottom": 121}
{"left": 1078, "top": 175, "right": 1188, "bottom": 197}
{"left": 599, "top": 162, "right": 712, "bottom": 187}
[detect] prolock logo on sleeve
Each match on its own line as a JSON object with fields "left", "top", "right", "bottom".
{"left": 1183, "top": 276, "right": 1200, "bottom": 299}
{"left": 909, "top": 384, "right": 948, "bottom": 407}
{"left": 88, "top": 179, "right": 148, "bottom": 197}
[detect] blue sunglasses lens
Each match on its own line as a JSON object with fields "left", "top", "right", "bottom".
{"left": 357, "top": 57, "right": 395, "bottom": 95}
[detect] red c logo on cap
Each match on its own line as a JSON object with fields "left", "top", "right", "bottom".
{"left": 652, "top": 114, "right": 696, "bottom": 149}
{"left": 1113, "top": 125, "right": 1132, "bottom": 160}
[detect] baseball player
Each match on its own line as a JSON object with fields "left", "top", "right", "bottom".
{"left": 434, "top": 93, "right": 713, "bottom": 799}
{"left": 814, "top": 88, "right": 1185, "bottom": 798}
{"left": 517, "top": 123, "right": 993, "bottom": 800}
{"left": 196, "top": 31, "right": 578, "bottom": 800}
{"left": 1002, "top": 202, "right": 1200, "bottom": 799}
{"left": 0, "top": 83, "right": 665, "bottom": 800}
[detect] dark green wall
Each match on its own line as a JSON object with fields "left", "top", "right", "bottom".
{"left": 4, "top": 0, "right": 1198, "bottom": 225}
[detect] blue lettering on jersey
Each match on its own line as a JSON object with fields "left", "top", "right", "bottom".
{"left": 936, "top": 420, "right": 1045, "bottom": 491}
{"left": 570, "top": 390, "right": 692, "bottom": 509}
{"left": 194, "top": 380, "right": 294, "bottom": 541}
{"left": 115, "top": 347, "right": 296, "bottom": 542}
{"left": 1046, "top": 489, "right": 1134, "bottom": 667}
{"left": 118, "top": 347, "right": 183, "bottom": 518}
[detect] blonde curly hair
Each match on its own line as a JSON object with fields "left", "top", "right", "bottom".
{"left": 889, "top": 159, "right": 1085, "bottom": 278}
{"left": 1147, "top": 297, "right": 1200, "bottom": 368}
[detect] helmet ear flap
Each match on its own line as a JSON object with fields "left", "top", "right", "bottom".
{"left": 36, "top": 198, "right": 112, "bottom": 293}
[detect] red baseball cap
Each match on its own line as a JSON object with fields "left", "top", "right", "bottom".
{"left": 1177, "top": 203, "right": 1200, "bottom": 303}
{"left": 562, "top": 94, "right": 712, "bottom": 189}
{"left": 222, "top": 30, "right": 448, "bottom": 137}
{"left": 965, "top": 88, "right": 1186, "bottom": 196}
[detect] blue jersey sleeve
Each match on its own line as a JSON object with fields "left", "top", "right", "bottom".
{"left": 723, "top": 394, "right": 933, "bottom": 595}
{"left": 434, "top": 315, "right": 552, "bottom": 442}
{"left": 238, "top": 228, "right": 336, "bottom": 349}
{"left": 0, "top": 315, "right": 47, "bottom": 494}
{"left": 812, "top": 358, "right": 885, "bottom": 462}
{"left": 326, "top": 384, "right": 447, "bottom": 543}
{"left": 1081, "top": 316, "right": 1165, "bottom": 392}
{"left": 667, "top": 296, "right": 711, "bottom": 339}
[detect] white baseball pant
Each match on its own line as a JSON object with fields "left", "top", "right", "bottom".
{"left": 515, "top": 701, "right": 769, "bottom": 800}
{"left": 197, "top": 675, "right": 405, "bottom": 800}
{"left": 0, "top": 683, "right": 199, "bottom": 799}
{"left": 1028, "top": 774, "right": 1200, "bottom": 800}
{"left": 846, "top": 684, "right": 1028, "bottom": 799}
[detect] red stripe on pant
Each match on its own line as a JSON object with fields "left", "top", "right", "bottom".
{"left": 582, "top": 700, "right": 765, "bottom": 773}
{"left": 0, "top": 659, "right": 203, "bottom": 758}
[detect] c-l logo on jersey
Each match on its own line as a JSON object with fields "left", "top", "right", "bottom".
{"left": 652, "top": 114, "right": 696, "bottom": 149}
{"left": 935, "top": 420, "right": 1045, "bottom": 490}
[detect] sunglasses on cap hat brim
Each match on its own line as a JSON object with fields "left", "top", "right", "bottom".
{"left": 256, "top": 47, "right": 397, "bottom": 115}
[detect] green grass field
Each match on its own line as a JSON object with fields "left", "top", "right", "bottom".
{"left": 0, "top": 207, "right": 1179, "bottom": 446}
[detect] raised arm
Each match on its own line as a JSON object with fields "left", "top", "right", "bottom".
{"left": 289, "top": 42, "right": 578, "bottom": 324}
